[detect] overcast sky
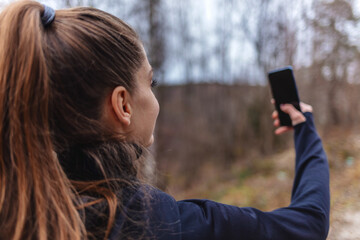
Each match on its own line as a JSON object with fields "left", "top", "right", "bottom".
{"left": 0, "top": 0, "right": 359, "bottom": 85}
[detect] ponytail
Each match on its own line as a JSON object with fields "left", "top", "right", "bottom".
{"left": 0, "top": 2, "right": 85, "bottom": 239}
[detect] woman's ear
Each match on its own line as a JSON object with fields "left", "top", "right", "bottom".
{"left": 111, "top": 86, "right": 132, "bottom": 127}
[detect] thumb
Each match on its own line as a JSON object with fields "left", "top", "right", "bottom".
{"left": 280, "top": 104, "right": 306, "bottom": 126}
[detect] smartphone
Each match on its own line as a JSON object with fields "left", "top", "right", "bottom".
{"left": 268, "top": 66, "right": 301, "bottom": 126}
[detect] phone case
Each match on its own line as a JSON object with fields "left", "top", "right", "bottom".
{"left": 268, "top": 66, "right": 301, "bottom": 126}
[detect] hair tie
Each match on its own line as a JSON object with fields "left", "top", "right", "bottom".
{"left": 41, "top": 4, "right": 55, "bottom": 27}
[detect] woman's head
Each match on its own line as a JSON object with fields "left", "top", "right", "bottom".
{"left": 0, "top": 1, "right": 158, "bottom": 239}
{"left": 107, "top": 49, "right": 160, "bottom": 147}
{"left": 43, "top": 5, "right": 158, "bottom": 149}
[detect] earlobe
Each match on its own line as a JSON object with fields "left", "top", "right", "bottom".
{"left": 111, "top": 86, "right": 132, "bottom": 127}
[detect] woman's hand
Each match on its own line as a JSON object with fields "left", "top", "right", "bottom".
{"left": 272, "top": 102, "right": 313, "bottom": 135}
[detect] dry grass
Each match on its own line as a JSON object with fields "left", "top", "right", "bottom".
{"left": 164, "top": 129, "right": 360, "bottom": 240}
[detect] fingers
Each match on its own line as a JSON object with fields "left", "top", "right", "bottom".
{"left": 272, "top": 110, "right": 278, "bottom": 120}
{"left": 272, "top": 110, "right": 280, "bottom": 127}
{"left": 273, "top": 118, "right": 280, "bottom": 127}
{"left": 270, "top": 100, "right": 313, "bottom": 135}
{"left": 280, "top": 104, "right": 306, "bottom": 126}
{"left": 300, "top": 102, "right": 313, "bottom": 113}
{"left": 275, "top": 126, "right": 293, "bottom": 135}
{"left": 271, "top": 108, "right": 289, "bottom": 134}
{"left": 279, "top": 104, "right": 298, "bottom": 116}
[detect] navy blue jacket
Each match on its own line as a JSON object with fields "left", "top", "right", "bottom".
{"left": 108, "top": 112, "right": 330, "bottom": 240}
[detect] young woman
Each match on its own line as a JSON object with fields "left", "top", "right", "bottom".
{"left": 0, "top": 1, "right": 329, "bottom": 240}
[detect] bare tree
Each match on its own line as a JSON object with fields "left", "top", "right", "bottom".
{"left": 242, "top": 0, "right": 299, "bottom": 76}
{"left": 215, "top": 0, "right": 234, "bottom": 82}
{"left": 305, "top": 0, "right": 360, "bottom": 125}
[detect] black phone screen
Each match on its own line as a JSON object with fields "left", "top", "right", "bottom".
{"left": 268, "top": 67, "right": 300, "bottom": 126}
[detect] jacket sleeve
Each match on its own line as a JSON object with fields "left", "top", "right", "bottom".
{"left": 177, "top": 112, "right": 330, "bottom": 240}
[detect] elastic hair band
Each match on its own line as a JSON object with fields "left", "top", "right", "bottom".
{"left": 41, "top": 4, "right": 55, "bottom": 27}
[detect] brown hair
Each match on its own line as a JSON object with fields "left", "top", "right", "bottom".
{"left": 0, "top": 1, "right": 146, "bottom": 239}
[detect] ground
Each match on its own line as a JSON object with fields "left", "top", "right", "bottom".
{"left": 166, "top": 129, "right": 360, "bottom": 240}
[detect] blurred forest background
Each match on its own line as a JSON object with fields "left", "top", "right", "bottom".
{"left": 2, "top": 0, "right": 360, "bottom": 238}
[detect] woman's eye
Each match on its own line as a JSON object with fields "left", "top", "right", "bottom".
{"left": 151, "top": 78, "right": 158, "bottom": 88}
